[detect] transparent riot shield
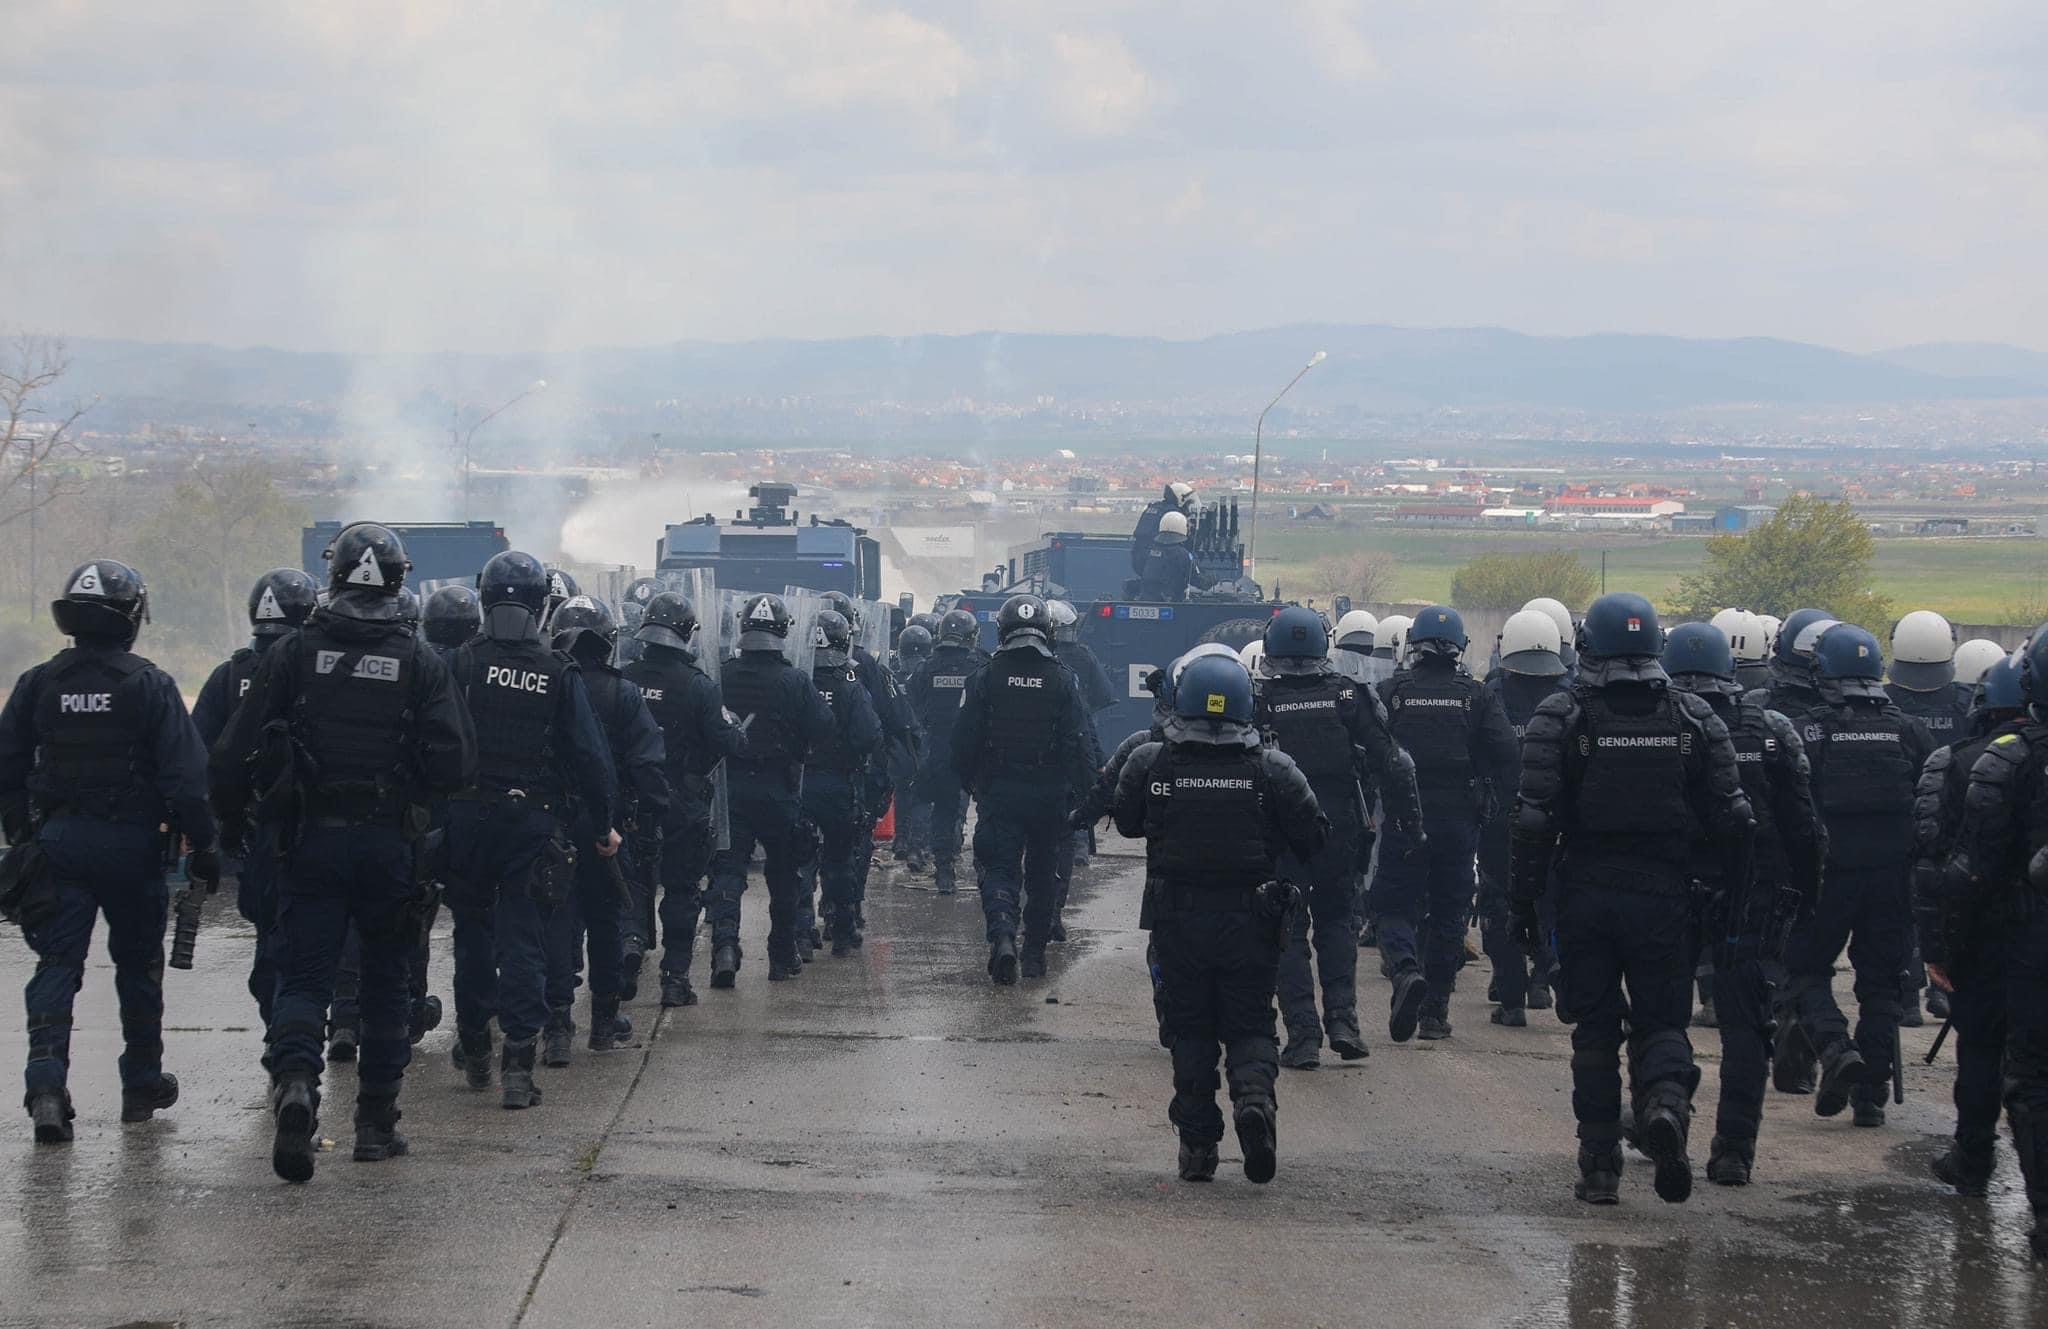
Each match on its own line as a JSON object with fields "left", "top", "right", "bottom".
{"left": 780, "top": 586, "right": 827, "bottom": 679}
{"left": 661, "top": 568, "right": 729, "bottom": 852}
{"left": 857, "top": 595, "right": 892, "bottom": 672}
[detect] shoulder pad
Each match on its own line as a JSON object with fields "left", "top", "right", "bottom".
{"left": 1970, "top": 732, "right": 2030, "bottom": 783}
{"left": 1672, "top": 690, "right": 1716, "bottom": 722}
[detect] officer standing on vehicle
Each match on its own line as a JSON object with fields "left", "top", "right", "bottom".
{"left": 2, "top": 561, "right": 217, "bottom": 1145}
{"left": 906, "top": 609, "right": 985, "bottom": 896}
{"left": 1256, "top": 606, "right": 1422, "bottom": 1067}
{"left": 1476, "top": 608, "right": 1571, "bottom": 1028}
{"left": 441, "top": 551, "right": 618, "bottom": 1111}
{"left": 1946, "top": 630, "right": 2048, "bottom": 1260}
{"left": 1915, "top": 652, "right": 2025, "bottom": 1200}
{"left": 799, "top": 610, "right": 882, "bottom": 958}
{"left": 1112, "top": 653, "right": 1326, "bottom": 1183}
{"left": 1137, "top": 513, "right": 1215, "bottom": 603}
{"left": 1510, "top": 592, "right": 1753, "bottom": 1206}
{"left": 953, "top": 594, "right": 1098, "bottom": 984}
{"left": 1130, "top": 482, "right": 1196, "bottom": 578}
{"left": 212, "top": 526, "right": 474, "bottom": 1180}
{"left": 541, "top": 597, "right": 668, "bottom": 1062}
{"left": 1781, "top": 624, "right": 1934, "bottom": 1129}
{"left": 1375, "top": 605, "right": 1519, "bottom": 1041}
{"left": 1662, "top": 623, "right": 1825, "bottom": 1186}
{"left": 707, "top": 593, "right": 836, "bottom": 986}
{"left": 192, "top": 567, "right": 317, "bottom": 1028}
{"left": 622, "top": 593, "right": 744, "bottom": 1007}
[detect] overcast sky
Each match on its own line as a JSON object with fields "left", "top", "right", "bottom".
{"left": 4, "top": 1, "right": 2045, "bottom": 355}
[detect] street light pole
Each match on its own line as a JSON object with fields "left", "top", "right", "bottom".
{"left": 455, "top": 380, "right": 547, "bottom": 520}
{"left": 1246, "top": 350, "right": 1326, "bottom": 579}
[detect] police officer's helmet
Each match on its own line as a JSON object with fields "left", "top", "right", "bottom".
{"left": 1577, "top": 593, "right": 1665, "bottom": 659}
{"left": 1406, "top": 605, "right": 1467, "bottom": 660}
{"left": 1166, "top": 481, "right": 1195, "bottom": 510}
{"left": 1498, "top": 608, "right": 1566, "bottom": 676}
{"left": 1979, "top": 652, "right": 2025, "bottom": 712}
{"left": 1523, "top": 597, "right": 1575, "bottom": 644}
{"left": 1377, "top": 614, "right": 1412, "bottom": 660}
{"left": 396, "top": 587, "right": 421, "bottom": 627}
{"left": 2016, "top": 628, "right": 2048, "bottom": 706}
{"left": 737, "top": 593, "right": 793, "bottom": 649}
{"left": 813, "top": 609, "right": 853, "bottom": 667}
{"left": 1889, "top": 609, "right": 1957, "bottom": 691}
{"left": 52, "top": 559, "right": 149, "bottom": 643}
{"left": 1156, "top": 512, "right": 1189, "bottom": 545}
{"left": 896, "top": 624, "right": 933, "bottom": 660}
{"left": 1755, "top": 614, "right": 1783, "bottom": 655}
{"left": 551, "top": 595, "right": 618, "bottom": 656}
{"left": 1169, "top": 642, "right": 1239, "bottom": 705}
{"left": 911, "top": 611, "right": 941, "bottom": 637}
{"left": 1142, "top": 666, "right": 1165, "bottom": 698}
{"left": 1334, "top": 609, "right": 1377, "bottom": 650}
{"left": 938, "top": 608, "right": 979, "bottom": 646}
{"left": 1774, "top": 608, "right": 1834, "bottom": 665}
{"left": 1661, "top": 621, "right": 1736, "bottom": 686}
{"left": 480, "top": 551, "right": 551, "bottom": 615}
{"left": 423, "top": 585, "right": 482, "bottom": 647}
{"left": 1047, "top": 599, "right": 1081, "bottom": 642}
{"left": 1264, "top": 605, "right": 1329, "bottom": 660}
{"left": 323, "top": 523, "right": 411, "bottom": 598}
{"left": 1174, "top": 654, "right": 1254, "bottom": 724}
{"left": 1790, "top": 617, "right": 1842, "bottom": 660}
{"left": 247, "top": 567, "right": 317, "bottom": 638}
{"left": 1814, "top": 623, "right": 1884, "bottom": 681}
{"left": 623, "top": 577, "right": 658, "bottom": 609}
{"left": 636, "top": 591, "right": 699, "bottom": 652}
{"left": 1955, "top": 637, "right": 2008, "bottom": 687}
{"left": 541, "top": 566, "right": 580, "bottom": 624}
{"left": 820, "top": 591, "right": 862, "bottom": 629}
{"left": 997, "top": 594, "right": 1049, "bottom": 644}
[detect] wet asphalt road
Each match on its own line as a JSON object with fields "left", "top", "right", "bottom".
{"left": 0, "top": 840, "right": 2042, "bottom": 1329}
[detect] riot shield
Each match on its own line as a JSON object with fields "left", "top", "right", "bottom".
{"left": 857, "top": 594, "right": 892, "bottom": 672}
{"left": 780, "top": 586, "right": 827, "bottom": 679}
{"left": 660, "top": 568, "right": 729, "bottom": 852}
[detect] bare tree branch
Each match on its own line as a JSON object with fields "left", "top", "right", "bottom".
{"left": 0, "top": 333, "right": 96, "bottom": 530}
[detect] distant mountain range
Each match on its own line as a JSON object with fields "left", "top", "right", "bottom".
{"left": 49, "top": 325, "right": 2048, "bottom": 435}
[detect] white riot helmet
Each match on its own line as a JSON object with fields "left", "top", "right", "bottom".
{"left": 1047, "top": 598, "right": 1081, "bottom": 643}
{"left": 1713, "top": 608, "right": 1768, "bottom": 665}
{"left": 1237, "top": 639, "right": 1267, "bottom": 676}
{"left": 1498, "top": 608, "right": 1566, "bottom": 676}
{"left": 1522, "top": 597, "right": 1575, "bottom": 645}
{"left": 1377, "top": 614, "right": 1413, "bottom": 661}
{"left": 1755, "top": 614, "right": 1782, "bottom": 655}
{"left": 1334, "top": 608, "right": 1378, "bottom": 651}
{"left": 1171, "top": 642, "right": 1239, "bottom": 693}
{"left": 1166, "top": 481, "right": 1195, "bottom": 510}
{"left": 1157, "top": 511, "right": 1190, "bottom": 545}
{"left": 1889, "top": 609, "right": 1958, "bottom": 691}
{"left": 1954, "top": 637, "right": 2008, "bottom": 688}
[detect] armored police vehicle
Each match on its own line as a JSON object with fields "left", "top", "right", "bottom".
{"left": 302, "top": 520, "right": 510, "bottom": 590}
{"left": 654, "top": 482, "right": 881, "bottom": 600}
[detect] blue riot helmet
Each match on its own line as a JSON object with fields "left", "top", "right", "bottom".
{"left": 1577, "top": 592, "right": 1665, "bottom": 659}
{"left": 1979, "top": 652, "right": 2025, "bottom": 713}
{"left": 1774, "top": 608, "right": 1834, "bottom": 666}
{"left": 2018, "top": 625, "right": 2048, "bottom": 707}
{"left": 1167, "top": 642, "right": 1240, "bottom": 706}
{"left": 478, "top": 550, "right": 550, "bottom": 640}
{"left": 1263, "top": 605, "right": 1329, "bottom": 673}
{"left": 1814, "top": 623, "right": 1884, "bottom": 680}
{"left": 1661, "top": 621, "right": 1736, "bottom": 694}
{"left": 423, "top": 584, "right": 483, "bottom": 648}
{"left": 1406, "top": 605, "right": 1467, "bottom": 660}
{"left": 1174, "top": 654, "right": 1254, "bottom": 724}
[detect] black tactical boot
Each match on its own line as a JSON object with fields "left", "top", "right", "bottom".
{"left": 1527, "top": 979, "right": 1553, "bottom": 1011}
{"left": 28, "top": 1090, "right": 74, "bottom": 1145}
{"left": 831, "top": 930, "right": 853, "bottom": 958}
{"left": 796, "top": 927, "right": 815, "bottom": 964}
{"left": 1814, "top": 1043, "right": 1866, "bottom": 1118}
{"left": 1020, "top": 944, "right": 1047, "bottom": 979}
{"left": 1326, "top": 1016, "right": 1369, "bottom": 1062}
{"left": 1707, "top": 1135, "right": 1754, "bottom": 1187}
{"left": 270, "top": 1074, "right": 320, "bottom": 1183}
{"left": 1417, "top": 997, "right": 1453, "bottom": 1041}
{"left": 588, "top": 998, "right": 623, "bottom": 1052}
{"left": 501, "top": 1038, "right": 542, "bottom": 1110}
{"left": 1491, "top": 1004, "right": 1528, "bottom": 1028}
{"left": 121, "top": 1072, "right": 180, "bottom": 1123}
{"left": 934, "top": 859, "right": 957, "bottom": 896}
{"left": 1574, "top": 1144, "right": 1623, "bottom": 1205}
{"left": 327, "top": 1023, "right": 359, "bottom": 1064}
{"left": 1178, "top": 1138, "right": 1219, "bottom": 1182}
{"left": 1931, "top": 1141, "right": 1994, "bottom": 1197}
{"left": 409, "top": 994, "right": 442, "bottom": 1044}
{"left": 1389, "top": 970, "right": 1427, "bottom": 1043}
{"left": 1487, "top": 976, "right": 1500, "bottom": 1003}
{"left": 1280, "top": 1029, "right": 1321, "bottom": 1070}
{"left": 542, "top": 1010, "right": 574, "bottom": 1068}
{"left": 1900, "top": 988, "right": 1926, "bottom": 1029}
{"left": 660, "top": 973, "right": 698, "bottom": 1007}
{"left": 1049, "top": 919, "right": 1067, "bottom": 944}
{"left": 1927, "top": 986, "right": 1952, "bottom": 1019}
{"left": 1640, "top": 1092, "right": 1693, "bottom": 1203}
{"left": 1773, "top": 1021, "right": 1817, "bottom": 1095}
{"left": 1235, "top": 1104, "right": 1277, "bottom": 1184}
{"left": 454, "top": 1027, "right": 494, "bottom": 1090}
{"left": 1692, "top": 998, "right": 1718, "bottom": 1029}
{"left": 710, "top": 942, "right": 740, "bottom": 989}
{"left": 768, "top": 953, "right": 801, "bottom": 981}
{"left": 618, "top": 940, "right": 644, "bottom": 1002}
{"left": 352, "top": 1087, "right": 408, "bottom": 1163}
{"left": 988, "top": 934, "right": 1019, "bottom": 986}
{"left": 1852, "top": 1093, "right": 1887, "bottom": 1128}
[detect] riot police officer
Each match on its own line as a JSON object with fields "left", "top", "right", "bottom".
{"left": 1476, "top": 608, "right": 1571, "bottom": 1027}
{"left": 422, "top": 585, "right": 482, "bottom": 652}
{"left": 441, "top": 552, "right": 618, "bottom": 1111}
{"left": 906, "top": 609, "right": 985, "bottom": 895}
{"left": 1946, "top": 631, "right": 2048, "bottom": 1259}
{"left": 1137, "top": 512, "right": 1214, "bottom": 603}
{"left": 2, "top": 560, "right": 218, "bottom": 1144}
{"left": 1329, "top": 609, "right": 1384, "bottom": 686}
{"left": 819, "top": 591, "right": 915, "bottom": 943}
{"left": 212, "top": 526, "right": 474, "bottom": 1179}
{"left": 894, "top": 623, "right": 933, "bottom": 683}
{"left": 622, "top": 593, "right": 745, "bottom": 1007}
{"left": 1713, "top": 609, "right": 1771, "bottom": 694}
{"left": 1914, "top": 651, "right": 2025, "bottom": 1199}
{"left": 707, "top": 593, "right": 836, "bottom": 986}
{"left": 542, "top": 597, "right": 668, "bottom": 1062}
{"left": 1256, "top": 606, "right": 1422, "bottom": 1067}
{"left": 1662, "top": 623, "right": 1825, "bottom": 1186}
{"left": 952, "top": 594, "right": 1098, "bottom": 984}
{"left": 1375, "top": 605, "right": 1519, "bottom": 1041}
{"left": 1755, "top": 607, "right": 1835, "bottom": 716}
{"left": 1510, "top": 592, "right": 1753, "bottom": 1205}
{"left": 1781, "top": 624, "right": 1934, "bottom": 1129}
{"left": 1049, "top": 598, "right": 1119, "bottom": 907}
{"left": 1111, "top": 653, "right": 1327, "bottom": 1183}
{"left": 192, "top": 567, "right": 317, "bottom": 1028}
{"left": 889, "top": 623, "right": 936, "bottom": 870}
{"left": 616, "top": 577, "right": 659, "bottom": 667}
{"left": 1888, "top": 610, "right": 1972, "bottom": 1025}
{"left": 800, "top": 610, "right": 882, "bottom": 957}
{"left": 1130, "top": 481, "right": 1196, "bottom": 577}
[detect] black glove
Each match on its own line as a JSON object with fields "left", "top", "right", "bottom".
{"left": 185, "top": 848, "right": 222, "bottom": 894}
{"left": 1509, "top": 896, "right": 1541, "bottom": 952}
{"left": 1068, "top": 807, "right": 1096, "bottom": 832}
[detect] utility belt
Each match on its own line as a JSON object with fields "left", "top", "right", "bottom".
{"left": 1167, "top": 883, "right": 1259, "bottom": 913}
{"left": 31, "top": 793, "right": 157, "bottom": 827}
{"left": 301, "top": 781, "right": 413, "bottom": 827}
{"left": 454, "top": 785, "right": 560, "bottom": 817}
{"left": 1561, "top": 852, "right": 1692, "bottom": 899}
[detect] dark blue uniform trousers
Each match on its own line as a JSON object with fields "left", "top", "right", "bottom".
{"left": 801, "top": 770, "right": 863, "bottom": 931}
{"left": 446, "top": 801, "right": 557, "bottom": 1045}
{"left": 1157, "top": 904, "right": 1282, "bottom": 1145}
{"left": 544, "top": 819, "right": 624, "bottom": 1013}
{"left": 651, "top": 798, "right": 714, "bottom": 978}
{"left": 1276, "top": 786, "right": 1365, "bottom": 1041}
{"left": 970, "top": 778, "right": 1066, "bottom": 945}
{"left": 21, "top": 818, "right": 168, "bottom": 1100}
{"left": 1556, "top": 882, "right": 1699, "bottom": 1146}
{"left": 1785, "top": 860, "right": 1911, "bottom": 1104}
{"left": 1374, "top": 813, "right": 1480, "bottom": 997}
{"left": 233, "top": 826, "right": 282, "bottom": 1026}
{"left": 709, "top": 776, "right": 804, "bottom": 964}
